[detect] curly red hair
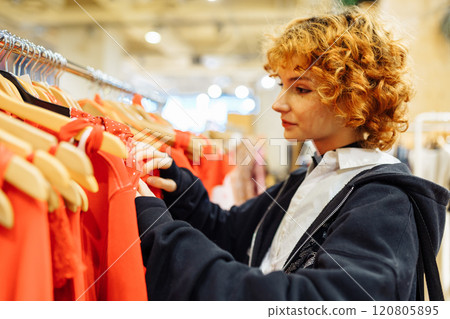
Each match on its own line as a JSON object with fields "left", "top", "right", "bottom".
{"left": 264, "top": 6, "right": 413, "bottom": 150}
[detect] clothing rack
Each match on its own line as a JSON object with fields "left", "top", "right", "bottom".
{"left": 0, "top": 29, "right": 164, "bottom": 103}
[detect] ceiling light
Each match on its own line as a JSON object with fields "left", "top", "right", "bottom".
{"left": 208, "top": 84, "right": 222, "bottom": 99}
{"left": 235, "top": 85, "right": 249, "bottom": 99}
{"left": 145, "top": 31, "right": 161, "bottom": 44}
{"left": 261, "top": 75, "right": 276, "bottom": 89}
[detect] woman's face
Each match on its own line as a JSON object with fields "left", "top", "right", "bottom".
{"left": 272, "top": 61, "right": 358, "bottom": 154}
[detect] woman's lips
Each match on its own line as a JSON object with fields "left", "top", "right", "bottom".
{"left": 281, "top": 120, "right": 296, "bottom": 128}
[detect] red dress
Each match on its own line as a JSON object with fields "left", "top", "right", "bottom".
{"left": 0, "top": 145, "right": 53, "bottom": 300}
{"left": 59, "top": 119, "right": 147, "bottom": 301}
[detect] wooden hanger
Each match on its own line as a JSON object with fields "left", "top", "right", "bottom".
{"left": 33, "top": 80, "right": 72, "bottom": 108}
{"left": 0, "top": 74, "right": 18, "bottom": 99}
{"left": 103, "top": 99, "right": 181, "bottom": 150}
{"left": 0, "top": 88, "right": 128, "bottom": 159}
{"left": 32, "top": 85, "right": 52, "bottom": 102}
{"left": 0, "top": 127, "right": 81, "bottom": 208}
{"left": 49, "top": 86, "right": 81, "bottom": 110}
{"left": 72, "top": 181, "right": 89, "bottom": 212}
{"left": 16, "top": 77, "right": 40, "bottom": 98}
{"left": 0, "top": 190, "right": 14, "bottom": 229}
{"left": 3, "top": 149, "right": 49, "bottom": 202}
{"left": 0, "top": 112, "right": 98, "bottom": 192}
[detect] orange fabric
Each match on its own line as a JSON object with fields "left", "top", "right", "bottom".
{"left": 65, "top": 205, "right": 87, "bottom": 301}
{"left": 48, "top": 144, "right": 58, "bottom": 156}
{"left": 70, "top": 108, "right": 134, "bottom": 144}
{"left": 159, "top": 143, "right": 194, "bottom": 172}
{"left": 174, "top": 129, "right": 191, "bottom": 150}
{"left": 132, "top": 94, "right": 142, "bottom": 106}
{"left": 94, "top": 93, "right": 104, "bottom": 106}
{"left": 60, "top": 124, "right": 147, "bottom": 300}
{"left": 22, "top": 147, "right": 84, "bottom": 300}
{"left": 49, "top": 193, "right": 84, "bottom": 301}
{"left": 0, "top": 145, "right": 53, "bottom": 301}
{"left": 172, "top": 130, "right": 234, "bottom": 196}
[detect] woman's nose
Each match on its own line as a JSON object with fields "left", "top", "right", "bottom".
{"left": 272, "top": 92, "right": 290, "bottom": 113}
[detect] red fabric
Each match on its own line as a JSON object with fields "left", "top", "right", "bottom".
{"left": 159, "top": 143, "right": 194, "bottom": 173}
{"left": 48, "top": 193, "right": 83, "bottom": 301}
{"left": 174, "top": 129, "right": 191, "bottom": 150}
{"left": 70, "top": 108, "right": 134, "bottom": 145}
{"left": 125, "top": 149, "right": 162, "bottom": 198}
{"left": 48, "top": 144, "right": 58, "bottom": 156}
{"left": 172, "top": 130, "right": 233, "bottom": 196}
{"left": 25, "top": 152, "right": 35, "bottom": 163}
{"left": 60, "top": 125, "right": 146, "bottom": 300}
{"left": 22, "top": 147, "right": 83, "bottom": 300}
{"left": 94, "top": 93, "right": 104, "bottom": 106}
{"left": 132, "top": 94, "right": 142, "bottom": 106}
{"left": 65, "top": 205, "right": 87, "bottom": 301}
{"left": 0, "top": 145, "right": 53, "bottom": 301}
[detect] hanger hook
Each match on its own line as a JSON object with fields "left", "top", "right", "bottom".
{"left": 23, "top": 42, "right": 36, "bottom": 75}
{"left": 0, "top": 31, "right": 10, "bottom": 65}
{"left": 53, "top": 52, "right": 61, "bottom": 86}
{"left": 55, "top": 53, "right": 66, "bottom": 87}
{"left": 12, "top": 39, "right": 25, "bottom": 75}
{"left": 3, "top": 34, "right": 17, "bottom": 72}
{"left": 30, "top": 45, "right": 43, "bottom": 80}
{"left": 18, "top": 41, "right": 30, "bottom": 76}
{"left": 43, "top": 50, "right": 54, "bottom": 83}
{"left": 38, "top": 49, "right": 49, "bottom": 82}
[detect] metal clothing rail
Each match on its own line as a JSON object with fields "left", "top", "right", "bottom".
{"left": 0, "top": 29, "right": 158, "bottom": 101}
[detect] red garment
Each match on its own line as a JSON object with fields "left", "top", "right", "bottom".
{"left": 65, "top": 205, "right": 87, "bottom": 301}
{"left": 70, "top": 108, "right": 134, "bottom": 145}
{"left": 132, "top": 94, "right": 142, "bottom": 106}
{"left": 94, "top": 93, "right": 104, "bottom": 106}
{"left": 0, "top": 145, "right": 53, "bottom": 301}
{"left": 173, "top": 130, "right": 233, "bottom": 196}
{"left": 48, "top": 193, "right": 84, "bottom": 301}
{"left": 59, "top": 121, "right": 147, "bottom": 301}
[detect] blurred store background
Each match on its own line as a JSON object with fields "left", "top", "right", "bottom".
{"left": 0, "top": 0, "right": 449, "bottom": 298}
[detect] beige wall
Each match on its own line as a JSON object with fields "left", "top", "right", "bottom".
{"left": 380, "top": 0, "right": 450, "bottom": 120}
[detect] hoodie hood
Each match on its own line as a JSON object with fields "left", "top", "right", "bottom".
{"left": 350, "top": 163, "right": 449, "bottom": 255}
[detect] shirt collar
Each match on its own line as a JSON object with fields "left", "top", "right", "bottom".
{"left": 310, "top": 143, "right": 400, "bottom": 172}
{"left": 336, "top": 147, "right": 400, "bottom": 170}
{"left": 311, "top": 141, "right": 362, "bottom": 167}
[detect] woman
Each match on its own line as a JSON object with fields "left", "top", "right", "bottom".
{"left": 133, "top": 6, "right": 449, "bottom": 300}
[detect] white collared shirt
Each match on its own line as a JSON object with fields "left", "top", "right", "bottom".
{"left": 259, "top": 147, "right": 400, "bottom": 274}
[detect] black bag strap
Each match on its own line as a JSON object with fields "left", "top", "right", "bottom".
{"left": 416, "top": 245, "right": 425, "bottom": 301}
{"left": 410, "top": 196, "right": 444, "bottom": 301}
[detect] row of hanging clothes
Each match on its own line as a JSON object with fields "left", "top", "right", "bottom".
{"left": 0, "top": 30, "right": 262, "bottom": 300}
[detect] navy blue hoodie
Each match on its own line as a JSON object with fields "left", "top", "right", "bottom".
{"left": 135, "top": 161, "right": 449, "bottom": 300}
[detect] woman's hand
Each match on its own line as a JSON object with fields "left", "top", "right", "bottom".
{"left": 136, "top": 178, "right": 155, "bottom": 198}
{"left": 131, "top": 142, "right": 177, "bottom": 193}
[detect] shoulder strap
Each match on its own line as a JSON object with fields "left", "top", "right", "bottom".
{"left": 409, "top": 196, "right": 444, "bottom": 301}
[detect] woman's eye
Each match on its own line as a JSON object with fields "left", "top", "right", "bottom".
{"left": 296, "top": 87, "right": 311, "bottom": 94}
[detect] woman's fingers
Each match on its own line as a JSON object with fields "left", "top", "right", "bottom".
{"left": 146, "top": 176, "right": 177, "bottom": 193}
{"left": 132, "top": 147, "right": 166, "bottom": 162}
{"left": 142, "top": 156, "right": 173, "bottom": 175}
{"left": 137, "top": 178, "right": 156, "bottom": 197}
